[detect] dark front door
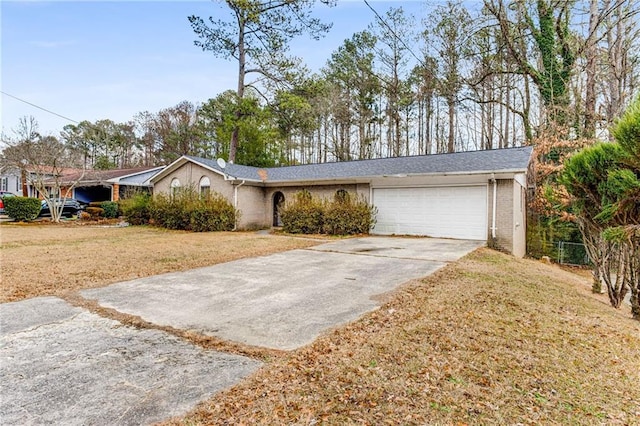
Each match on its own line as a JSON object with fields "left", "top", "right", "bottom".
{"left": 273, "top": 192, "right": 285, "bottom": 226}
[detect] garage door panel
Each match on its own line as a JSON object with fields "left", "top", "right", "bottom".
{"left": 372, "top": 186, "right": 487, "bottom": 240}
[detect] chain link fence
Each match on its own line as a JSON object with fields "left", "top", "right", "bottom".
{"left": 556, "top": 241, "right": 591, "bottom": 266}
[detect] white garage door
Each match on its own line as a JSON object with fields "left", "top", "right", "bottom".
{"left": 372, "top": 186, "right": 488, "bottom": 240}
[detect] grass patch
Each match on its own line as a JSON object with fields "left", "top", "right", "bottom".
{"left": 2, "top": 225, "right": 638, "bottom": 424}
{"left": 161, "top": 248, "right": 640, "bottom": 425}
{"left": 0, "top": 225, "right": 321, "bottom": 302}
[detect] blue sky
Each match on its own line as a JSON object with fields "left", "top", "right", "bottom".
{"left": 1, "top": 1, "right": 429, "bottom": 137}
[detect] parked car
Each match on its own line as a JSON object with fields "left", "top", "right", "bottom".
{"left": 38, "top": 198, "right": 85, "bottom": 218}
{"left": 0, "top": 192, "right": 16, "bottom": 215}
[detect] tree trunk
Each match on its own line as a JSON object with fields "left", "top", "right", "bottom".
{"left": 230, "top": 14, "right": 246, "bottom": 164}
{"left": 523, "top": 75, "right": 533, "bottom": 142}
{"left": 447, "top": 95, "right": 455, "bottom": 153}
{"left": 426, "top": 96, "right": 432, "bottom": 155}
{"left": 601, "top": 241, "right": 629, "bottom": 308}
{"left": 584, "top": 0, "right": 599, "bottom": 138}
{"left": 503, "top": 74, "right": 511, "bottom": 147}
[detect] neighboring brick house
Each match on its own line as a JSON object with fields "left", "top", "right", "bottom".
{"left": 1, "top": 166, "right": 163, "bottom": 202}
{"left": 54, "top": 167, "right": 164, "bottom": 202}
{"left": 150, "top": 146, "right": 534, "bottom": 257}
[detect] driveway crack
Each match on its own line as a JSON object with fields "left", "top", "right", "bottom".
{"left": 304, "top": 248, "right": 452, "bottom": 263}
{"left": 4, "top": 313, "right": 83, "bottom": 336}
{"left": 58, "top": 292, "right": 286, "bottom": 362}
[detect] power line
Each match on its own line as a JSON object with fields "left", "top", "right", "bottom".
{"left": 1, "top": 90, "right": 79, "bottom": 124}
{"left": 362, "top": 0, "right": 425, "bottom": 66}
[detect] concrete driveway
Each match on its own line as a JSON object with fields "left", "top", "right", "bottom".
{"left": 80, "top": 237, "right": 482, "bottom": 350}
{"left": 1, "top": 236, "right": 482, "bottom": 425}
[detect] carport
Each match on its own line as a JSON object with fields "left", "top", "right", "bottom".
{"left": 74, "top": 185, "right": 112, "bottom": 204}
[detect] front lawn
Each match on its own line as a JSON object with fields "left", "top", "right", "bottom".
{"left": 164, "top": 249, "right": 640, "bottom": 425}
{"left": 2, "top": 224, "right": 637, "bottom": 424}
{"left": 0, "top": 224, "right": 320, "bottom": 303}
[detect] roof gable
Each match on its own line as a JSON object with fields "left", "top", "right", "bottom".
{"left": 106, "top": 167, "right": 165, "bottom": 185}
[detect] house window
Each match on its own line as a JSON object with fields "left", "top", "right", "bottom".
{"left": 0, "top": 177, "right": 7, "bottom": 192}
{"left": 170, "top": 178, "right": 181, "bottom": 197}
{"left": 199, "top": 176, "right": 211, "bottom": 197}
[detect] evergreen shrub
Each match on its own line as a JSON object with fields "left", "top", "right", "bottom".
{"left": 150, "top": 187, "right": 236, "bottom": 232}
{"left": 119, "top": 193, "right": 152, "bottom": 225}
{"left": 280, "top": 190, "right": 324, "bottom": 234}
{"left": 100, "top": 201, "right": 119, "bottom": 218}
{"left": 3, "top": 196, "right": 41, "bottom": 221}
{"left": 323, "top": 193, "right": 377, "bottom": 235}
{"left": 280, "top": 190, "right": 377, "bottom": 235}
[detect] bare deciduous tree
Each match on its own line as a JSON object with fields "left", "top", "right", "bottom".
{"left": 1, "top": 116, "right": 85, "bottom": 222}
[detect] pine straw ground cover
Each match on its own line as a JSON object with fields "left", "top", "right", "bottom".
{"left": 164, "top": 248, "right": 640, "bottom": 426}
{"left": 0, "top": 224, "right": 320, "bottom": 303}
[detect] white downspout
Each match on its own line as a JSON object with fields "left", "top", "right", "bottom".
{"left": 490, "top": 174, "right": 497, "bottom": 239}
{"left": 233, "top": 180, "right": 246, "bottom": 231}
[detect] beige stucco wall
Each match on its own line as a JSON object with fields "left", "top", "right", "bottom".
{"left": 154, "top": 160, "right": 529, "bottom": 257}
{"left": 236, "top": 184, "right": 269, "bottom": 229}
{"left": 264, "top": 183, "right": 370, "bottom": 227}
{"left": 487, "top": 178, "right": 527, "bottom": 258}
{"left": 511, "top": 180, "right": 527, "bottom": 258}
{"left": 153, "top": 163, "right": 372, "bottom": 230}
{"left": 152, "top": 162, "right": 270, "bottom": 229}
{"left": 489, "top": 179, "right": 514, "bottom": 255}
{"left": 154, "top": 162, "right": 235, "bottom": 200}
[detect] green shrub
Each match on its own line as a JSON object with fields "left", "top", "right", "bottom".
{"left": 3, "top": 196, "right": 41, "bottom": 221}
{"left": 280, "top": 190, "right": 377, "bottom": 235}
{"left": 119, "top": 193, "right": 152, "bottom": 225}
{"left": 280, "top": 191, "right": 324, "bottom": 234}
{"left": 189, "top": 194, "right": 237, "bottom": 232}
{"left": 323, "top": 194, "right": 377, "bottom": 235}
{"left": 150, "top": 193, "right": 189, "bottom": 230}
{"left": 149, "top": 187, "right": 237, "bottom": 232}
{"left": 100, "top": 201, "right": 119, "bottom": 218}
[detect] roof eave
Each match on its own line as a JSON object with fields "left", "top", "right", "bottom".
{"left": 106, "top": 166, "right": 165, "bottom": 183}
{"left": 149, "top": 156, "right": 191, "bottom": 184}
{"left": 261, "top": 168, "right": 530, "bottom": 185}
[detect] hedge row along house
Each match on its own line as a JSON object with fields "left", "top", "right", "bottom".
{"left": 150, "top": 146, "right": 534, "bottom": 257}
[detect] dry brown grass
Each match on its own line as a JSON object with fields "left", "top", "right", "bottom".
{"left": 2, "top": 224, "right": 638, "bottom": 424}
{"left": 0, "top": 223, "right": 320, "bottom": 303}
{"left": 163, "top": 249, "right": 640, "bottom": 426}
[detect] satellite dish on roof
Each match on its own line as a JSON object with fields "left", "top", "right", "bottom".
{"left": 216, "top": 158, "right": 227, "bottom": 169}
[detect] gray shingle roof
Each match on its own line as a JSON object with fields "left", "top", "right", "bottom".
{"left": 116, "top": 168, "right": 165, "bottom": 185}
{"left": 186, "top": 146, "right": 533, "bottom": 183}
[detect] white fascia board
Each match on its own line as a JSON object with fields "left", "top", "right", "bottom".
{"left": 187, "top": 158, "right": 230, "bottom": 179}
{"left": 261, "top": 169, "right": 529, "bottom": 186}
{"left": 261, "top": 178, "right": 371, "bottom": 187}
{"left": 187, "top": 158, "right": 263, "bottom": 184}
{"left": 514, "top": 173, "right": 527, "bottom": 188}
{"left": 105, "top": 166, "right": 165, "bottom": 184}
{"left": 148, "top": 156, "right": 191, "bottom": 184}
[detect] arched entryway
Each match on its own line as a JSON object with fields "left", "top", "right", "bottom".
{"left": 273, "top": 191, "right": 285, "bottom": 226}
